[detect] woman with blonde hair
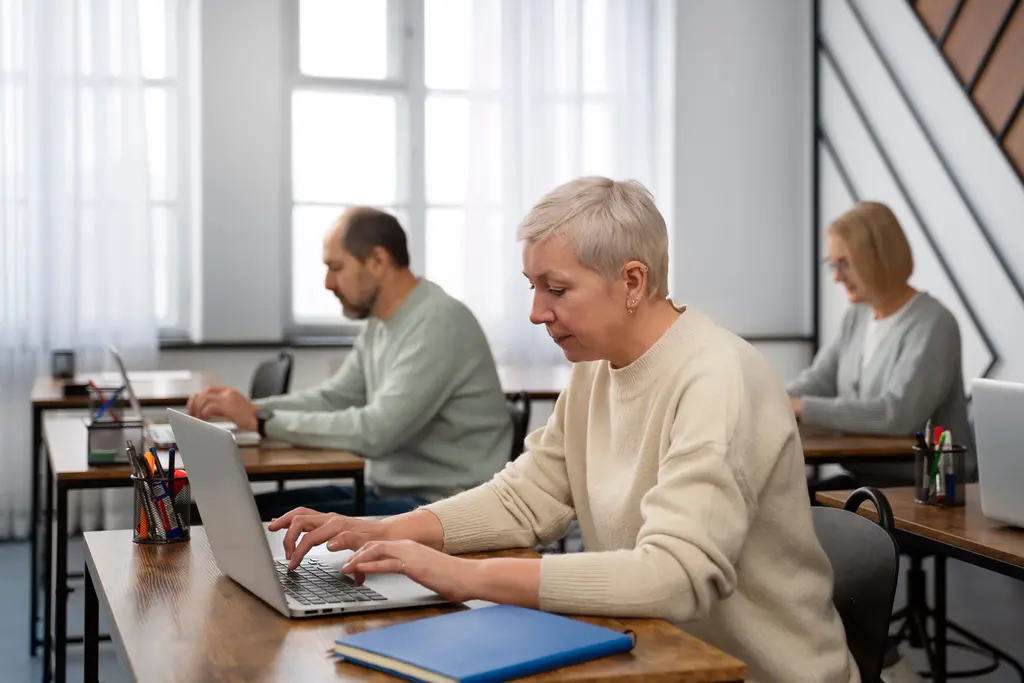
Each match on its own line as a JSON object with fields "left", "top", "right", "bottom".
{"left": 789, "top": 201, "right": 972, "bottom": 485}
{"left": 270, "top": 177, "right": 858, "bottom": 683}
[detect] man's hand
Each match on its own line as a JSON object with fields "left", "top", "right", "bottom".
{"left": 186, "top": 387, "right": 259, "bottom": 432}
{"left": 790, "top": 396, "right": 803, "bottom": 419}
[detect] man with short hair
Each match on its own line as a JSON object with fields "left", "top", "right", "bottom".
{"left": 188, "top": 207, "right": 513, "bottom": 517}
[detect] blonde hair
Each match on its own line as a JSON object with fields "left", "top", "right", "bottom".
{"left": 516, "top": 176, "right": 670, "bottom": 298}
{"left": 828, "top": 201, "right": 914, "bottom": 298}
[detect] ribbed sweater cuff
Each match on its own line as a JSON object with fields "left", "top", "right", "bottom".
{"left": 539, "top": 552, "right": 616, "bottom": 614}
{"left": 422, "top": 492, "right": 502, "bottom": 555}
{"left": 799, "top": 395, "right": 835, "bottom": 429}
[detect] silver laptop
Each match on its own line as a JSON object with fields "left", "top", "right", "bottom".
{"left": 970, "top": 378, "right": 1024, "bottom": 527}
{"left": 166, "top": 408, "right": 449, "bottom": 617}
{"left": 108, "top": 344, "right": 259, "bottom": 447}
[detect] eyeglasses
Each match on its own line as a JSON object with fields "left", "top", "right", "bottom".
{"left": 821, "top": 257, "right": 852, "bottom": 275}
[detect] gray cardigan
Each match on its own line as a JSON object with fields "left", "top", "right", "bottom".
{"left": 788, "top": 292, "right": 973, "bottom": 479}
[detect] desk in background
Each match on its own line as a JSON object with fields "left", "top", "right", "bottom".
{"left": 29, "top": 370, "right": 218, "bottom": 662}
{"left": 498, "top": 365, "right": 572, "bottom": 402}
{"left": 83, "top": 527, "right": 747, "bottom": 683}
{"left": 799, "top": 427, "right": 916, "bottom": 465}
{"left": 816, "top": 486, "right": 1024, "bottom": 683}
{"left": 40, "top": 414, "right": 365, "bottom": 683}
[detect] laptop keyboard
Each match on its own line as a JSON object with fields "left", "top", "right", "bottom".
{"left": 274, "top": 558, "right": 387, "bottom": 606}
{"left": 148, "top": 424, "right": 175, "bottom": 445}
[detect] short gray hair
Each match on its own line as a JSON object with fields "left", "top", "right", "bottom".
{"left": 516, "top": 176, "right": 669, "bottom": 298}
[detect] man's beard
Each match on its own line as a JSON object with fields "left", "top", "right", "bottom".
{"left": 339, "top": 285, "right": 379, "bottom": 320}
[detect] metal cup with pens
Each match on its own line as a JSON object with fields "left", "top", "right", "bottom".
{"left": 913, "top": 425, "right": 968, "bottom": 507}
{"left": 126, "top": 441, "right": 191, "bottom": 544}
{"left": 87, "top": 383, "right": 144, "bottom": 465}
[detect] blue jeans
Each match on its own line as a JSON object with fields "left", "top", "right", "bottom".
{"left": 254, "top": 484, "right": 427, "bottom": 521}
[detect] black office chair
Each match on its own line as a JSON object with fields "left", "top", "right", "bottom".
{"left": 812, "top": 487, "right": 899, "bottom": 683}
{"left": 250, "top": 351, "right": 293, "bottom": 492}
{"left": 505, "top": 391, "right": 531, "bottom": 461}
{"left": 249, "top": 351, "right": 294, "bottom": 400}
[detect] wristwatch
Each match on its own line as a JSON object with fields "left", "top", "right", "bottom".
{"left": 256, "top": 407, "right": 274, "bottom": 439}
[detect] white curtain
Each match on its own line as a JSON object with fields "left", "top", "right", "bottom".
{"left": 0, "top": 0, "right": 158, "bottom": 539}
{"left": 436, "top": 0, "right": 676, "bottom": 365}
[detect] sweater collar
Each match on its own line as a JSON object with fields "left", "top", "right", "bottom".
{"left": 608, "top": 304, "right": 702, "bottom": 400}
{"left": 380, "top": 278, "right": 431, "bottom": 330}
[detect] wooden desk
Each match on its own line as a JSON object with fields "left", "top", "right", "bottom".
{"left": 31, "top": 370, "right": 217, "bottom": 409}
{"left": 498, "top": 365, "right": 572, "bottom": 402}
{"left": 816, "top": 486, "right": 1024, "bottom": 580}
{"left": 28, "top": 370, "right": 219, "bottom": 666}
{"left": 799, "top": 427, "right": 916, "bottom": 464}
{"left": 816, "top": 486, "right": 1024, "bottom": 683}
{"left": 83, "top": 527, "right": 747, "bottom": 683}
{"left": 41, "top": 414, "right": 365, "bottom": 683}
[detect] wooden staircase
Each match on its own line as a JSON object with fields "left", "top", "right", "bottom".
{"left": 913, "top": 0, "right": 1024, "bottom": 180}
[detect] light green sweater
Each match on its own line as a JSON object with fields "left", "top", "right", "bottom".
{"left": 255, "top": 280, "right": 512, "bottom": 502}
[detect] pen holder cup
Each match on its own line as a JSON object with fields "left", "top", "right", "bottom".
{"left": 131, "top": 474, "right": 191, "bottom": 545}
{"left": 913, "top": 444, "right": 968, "bottom": 508}
{"left": 87, "top": 385, "right": 129, "bottom": 423}
{"left": 86, "top": 419, "right": 145, "bottom": 465}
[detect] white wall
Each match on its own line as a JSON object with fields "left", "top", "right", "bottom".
{"left": 818, "top": 0, "right": 1024, "bottom": 383}
{"left": 674, "top": 0, "right": 812, "bottom": 338}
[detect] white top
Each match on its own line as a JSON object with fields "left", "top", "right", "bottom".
{"left": 862, "top": 292, "right": 921, "bottom": 373}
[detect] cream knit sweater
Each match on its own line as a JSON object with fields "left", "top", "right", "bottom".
{"left": 425, "top": 308, "right": 858, "bottom": 683}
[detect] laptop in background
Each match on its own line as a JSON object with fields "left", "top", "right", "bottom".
{"left": 167, "top": 408, "right": 449, "bottom": 618}
{"left": 970, "top": 378, "right": 1024, "bottom": 527}
{"left": 107, "top": 344, "right": 259, "bottom": 447}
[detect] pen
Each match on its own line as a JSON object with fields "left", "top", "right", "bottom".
{"left": 929, "top": 427, "right": 944, "bottom": 498}
{"left": 145, "top": 448, "right": 180, "bottom": 537}
{"left": 943, "top": 430, "right": 954, "bottom": 506}
{"left": 129, "top": 442, "right": 166, "bottom": 540}
{"left": 915, "top": 432, "right": 929, "bottom": 501}
{"left": 924, "top": 419, "right": 932, "bottom": 448}
{"left": 92, "top": 385, "right": 122, "bottom": 421}
{"left": 126, "top": 444, "right": 150, "bottom": 540}
{"left": 935, "top": 432, "right": 948, "bottom": 503}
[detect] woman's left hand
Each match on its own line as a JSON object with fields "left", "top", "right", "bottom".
{"left": 341, "top": 540, "right": 479, "bottom": 603}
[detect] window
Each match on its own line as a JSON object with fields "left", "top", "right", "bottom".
{"left": 286, "top": 0, "right": 670, "bottom": 339}
{"left": 139, "top": 0, "right": 194, "bottom": 333}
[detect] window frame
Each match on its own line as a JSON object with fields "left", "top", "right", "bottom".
{"left": 153, "top": 0, "right": 196, "bottom": 340}
{"left": 282, "top": 0, "right": 426, "bottom": 336}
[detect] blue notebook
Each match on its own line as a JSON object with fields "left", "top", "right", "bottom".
{"left": 333, "top": 604, "right": 636, "bottom": 683}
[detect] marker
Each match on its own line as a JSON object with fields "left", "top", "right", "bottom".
{"left": 935, "top": 432, "right": 948, "bottom": 503}
{"left": 943, "top": 430, "right": 954, "bottom": 506}
{"left": 915, "top": 432, "right": 929, "bottom": 501}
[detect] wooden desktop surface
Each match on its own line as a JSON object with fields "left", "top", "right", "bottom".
{"left": 816, "top": 486, "right": 1024, "bottom": 569}
{"left": 32, "top": 370, "right": 218, "bottom": 408}
{"left": 799, "top": 427, "right": 916, "bottom": 460}
{"left": 44, "top": 414, "right": 364, "bottom": 482}
{"left": 85, "top": 527, "right": 747, "bottom": 683}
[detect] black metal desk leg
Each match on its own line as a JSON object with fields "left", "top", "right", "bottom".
{"left": 54, "top": 483, "right": 68, "bottom": 683}
{"left": 354, "top": 472, "right": 366, "bottom": 516}
{"left": 42, "top": 460, "right": 53, "bottom": 683}
{"left": 84, "top": 564, "right": 99, "bottom": 683}
{"left": 933, "top": 555, "right": 947, "bottom": 683}
{"left": 29, "top": 405, "right": 42, "bottom": 656}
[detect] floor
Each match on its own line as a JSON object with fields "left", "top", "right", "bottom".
{"left": 2, "top": 535, "right": 1023, "bottom": 683}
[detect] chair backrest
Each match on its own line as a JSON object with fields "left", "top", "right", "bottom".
{"left": 249, "top": 352, "right": 294, "bottom": 400}
{"left": 505, "top": 391, "right": 531, "bottom": 461}
{"left": 812, "top": 487, "right": 899, "bottom": 683}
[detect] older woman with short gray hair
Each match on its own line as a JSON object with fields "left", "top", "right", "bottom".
{"left": 270, "top": 176, "right": 859, "bottom": 683}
